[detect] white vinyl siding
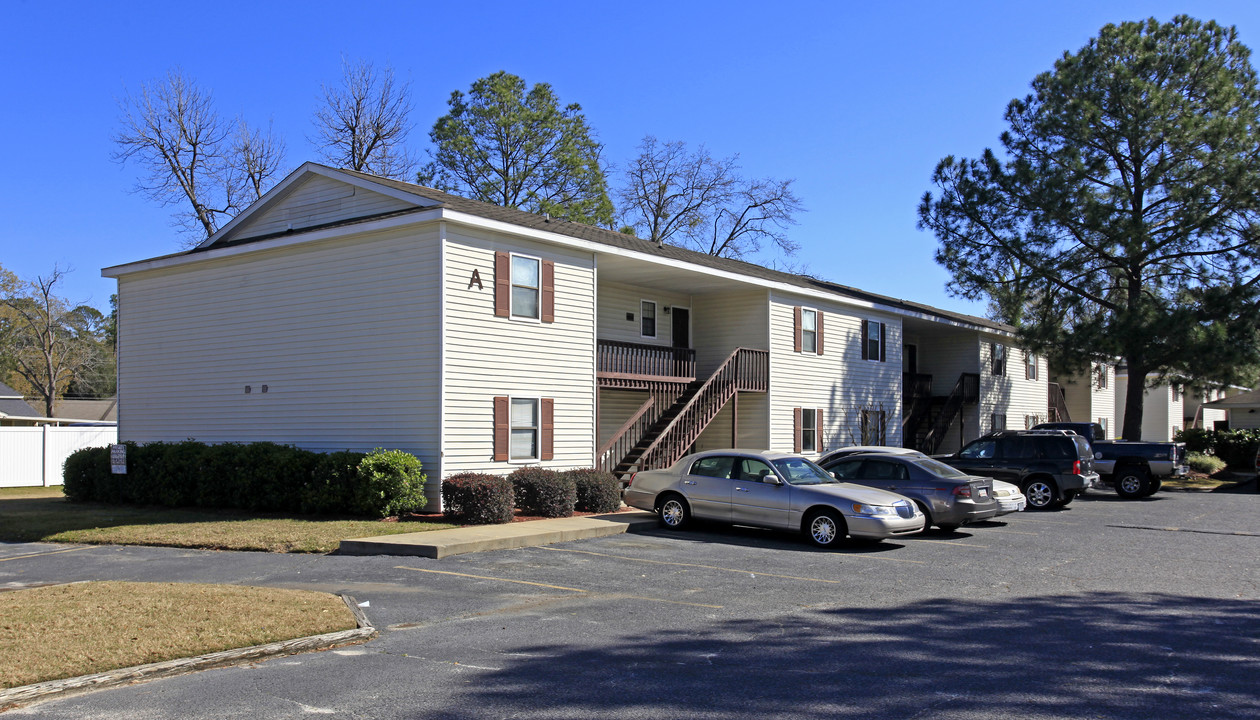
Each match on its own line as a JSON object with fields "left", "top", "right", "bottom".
{"left": 691, "top": 289, "right": 771, "bottom": 376}
{"left": 1114, "top": 373, "right": 1183, "bottom": 441}
{"left": 115, "top": 224, "right": 443, "bottom": 501}
{"left": 694, "top": 392, "right": 770, "bottom": 452}
{"left": 982, "top": 334, "right": 1047, "bottom": 437}
{"left": 596, "top": 282, "right": 690, "bottom": 347}
{"left": 443, "top": 227, "right": 595, "bottom": 474}
{"left": 1059, "top": 363, "right": 1116, "bottom": 434}
{"left": 768, "top": 292, "right": 900, "bottom": 453}
{"left": 229, "top": 174, "right": 416, "bottom": 240}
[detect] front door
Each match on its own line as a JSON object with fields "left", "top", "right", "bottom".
{"left": 672, "top": 307, "right": 690, "bottom": 348}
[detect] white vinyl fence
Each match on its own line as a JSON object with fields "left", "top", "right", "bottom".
{"left": 0, "top": 426, "right": 118, "bottom": 487}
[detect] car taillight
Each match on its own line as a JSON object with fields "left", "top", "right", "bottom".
{"left": 952, "top": 485, "right": 972, "bottom": 497}
{"left": 627, "top": 473, "right": 636, "bottom": 487}
{"left": 1072, "top": 460, "right": 1081, "bottom": 474}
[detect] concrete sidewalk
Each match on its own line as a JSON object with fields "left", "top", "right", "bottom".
{"left": 337, "top": 511, "right": 659, "bottom": 559}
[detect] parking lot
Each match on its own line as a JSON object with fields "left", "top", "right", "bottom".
{"left": 4, "top": 487, "right": 1258, "bottom": 719}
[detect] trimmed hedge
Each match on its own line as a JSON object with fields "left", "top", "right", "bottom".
{"left": 1187, "top": 452, "right": 1227, "bottom": 475}
{"left": 61, "top": 442, "right": 426, "bottom": 518}
{"left": 509, "top": 467, "right": 575, "bottom": 518}
{"left": 442, "top": 473, "right": 514, "bottom": 525}
{"left": 564, "top": 468, "right": 622, "bottom": 513}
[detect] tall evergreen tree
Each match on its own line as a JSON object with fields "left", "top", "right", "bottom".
{"left": 419, "top": 71, "right": 614, "bottom": 227}
{"left": 919, "top": 16, "right": 1260, "bottom": 440}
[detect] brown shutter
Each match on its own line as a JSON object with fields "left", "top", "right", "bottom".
{"left": 1025, "top": 352, "right": 1032, "bottom": 380}
{"left": 817, "top": 312, "right": 824, "bottom": 355}
{"left": 541, "top": 260, "right": 555, "bottom": 323}
{"left": 793, "top": 407, "right": 802, "bottom": 453}
{"left": 879, "top": 323, "right": 887, "bottom": 362}
{"left": 816, "top": 408, "right": 824, "bottom": 452}
{"left": 793, "top": 306, "right": 802, "bottom": 353}
{"left": 541, "top": 398, "right": 554, "bottom": 461}
{"left": 861, "top": 319, "right": 869, "bottom": 360}
{"left": 494, "top": 252, "right": 510, "bottom": 318}
{"left": 493, "top": 396, "right": 509, "bottom": 461}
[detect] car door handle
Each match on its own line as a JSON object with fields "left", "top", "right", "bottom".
{"left": 682, "top": 480, "right": 696, "bottom": 486}
{"left": 735, "top": 486, "right": 750, "bottom": 493}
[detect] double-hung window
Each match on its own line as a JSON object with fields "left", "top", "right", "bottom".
{"left": 511, "top": 255, "right": 540, "bottom": 320}
{"left": 801, "top": 309, "right": 818, "bottom": 354}
{"left": 800, "top": 408, "right": 817, "bottom": 452}
{"left": 1025, "top": 351, "right": 1038, "bottom": 380}
{"left": 510, "top": 397, "right": 539, "bottom": 460}
{"left": 992, "top": 344, "right": 1007, "bottom": 375}
{"left": 641, "top": 300, "right": 656, "bottom": 338}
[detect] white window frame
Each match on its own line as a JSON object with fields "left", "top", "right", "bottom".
{"left": 1095, "top": 363, "right": 1108, "bottom": 389}
{"left": 640, "top": 299, "right": 657, "bottom": 339}
{"left": 801, "top": 308, "right": 818, "bottom": 355}
{"left": 800, "top": 408, "right": 817, "bottom": 453}
{"left": 865, "top": 321, "right": 883, "bottom": 363}
{"left": 510, "top": 253, "right": 541, "bottom": 322}
{"left": 1025, "top": 351, "right": 1038, "bottom": 380}
{"left": 508, "top": 395, "right": 541, "bottom": 463}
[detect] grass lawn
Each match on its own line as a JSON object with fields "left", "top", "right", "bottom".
{"left": 0, "top": 487, "right": 457, "bottom": 553}
{"left": 0, "top": 581, "right": 356, "bottom": 689}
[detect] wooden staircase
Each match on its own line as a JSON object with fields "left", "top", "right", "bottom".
{"left": 910, "top": 373, "right": 979, "bottom": 454}
{"left": 605, "top": 347, "right": 768, "bottom": 478}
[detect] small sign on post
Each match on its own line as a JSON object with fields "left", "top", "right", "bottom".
{"left": 110, "top": 444, "right": 127, "bottom": 474}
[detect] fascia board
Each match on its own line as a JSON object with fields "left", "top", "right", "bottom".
{"left": 103, "top": 208, "right": 445, "bottom": 278}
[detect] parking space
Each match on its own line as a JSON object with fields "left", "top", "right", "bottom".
{"left": 5, "top": 489, "right": 1259, "bottom": 719}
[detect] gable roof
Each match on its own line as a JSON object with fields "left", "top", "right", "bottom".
{"left": 111, "top": 162, "right": 1014, "bottom": 335}
{"left": 0, "top": 381, "right": 40, "bottom": 418}
{"left": 1203, "top": 388, "right": 1260, "bottom": 409}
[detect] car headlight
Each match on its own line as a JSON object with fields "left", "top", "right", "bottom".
{"left": 851, "top": 503, "right": 897, "bottom": 516}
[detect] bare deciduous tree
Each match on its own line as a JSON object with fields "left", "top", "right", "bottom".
{"left": 0, "top": 266, "right": 111, "bottom": 417}
{"left": 312, "top": 59, "right": 415, "bottom": 178}
{"left": 113, "top": 69, "right": 287, "bottom": 245}
{"left": 618, "top": 136, "right": 803, "bottom": 260}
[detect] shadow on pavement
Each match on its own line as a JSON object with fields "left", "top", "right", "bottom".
{"left": 447, "top": 591, "right": 1260, "bottom": 719}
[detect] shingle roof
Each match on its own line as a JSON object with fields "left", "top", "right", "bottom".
{"left": 1202, "top": 388, "right": 1260, "bottom": 408}
{"left": 0, "top": 382, "right": 39, "bottom": 417}
{"left": 202, "top": 163, "right": 1014, "bottom": 334}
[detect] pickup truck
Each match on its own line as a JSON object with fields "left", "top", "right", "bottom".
{"left": 1032, "top": 422, "right": 1188, "bottom": 498}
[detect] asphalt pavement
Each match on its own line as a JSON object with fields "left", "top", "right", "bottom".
{"left": 2, "top": 486, "right": 1258, "bottom": 719}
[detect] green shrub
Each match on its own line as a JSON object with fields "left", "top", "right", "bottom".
{"left": 62, "top": 446, "right": 110, "bottom": 502}
{"left": 1210, "top": 429, "right": 1260, "bottom": 468}
{"left": 1187, "top": 452, "right": 1227, "bottom": 474}
{"left": 1175, "top": 428, "right": 1213, "bottom": 454}
{"left": 442, "top": 473, "right": 514, "bottom": 524}
{"left": 565, "top": 468, "right": 622, "bottom": 513}
{"left": 58, "top": 440, "right": 427, "bottom": 517}
{"left": 509, "top": 467, "right": 575, "bottom": 518}
{"left": 353, "top": 448, "right": 426, "bottom": 518}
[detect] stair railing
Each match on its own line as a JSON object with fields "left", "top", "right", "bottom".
{"left": 921, "top": 373, "right": 979, "bottom": 454}
{"left": 597, "top": 397, "right": 655, "bottom": 474}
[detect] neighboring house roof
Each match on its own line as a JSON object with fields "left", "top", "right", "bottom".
{"left": 107, "top": 162, "right": 1016, "bottom": 336}
{"left": 53, "top": 398, "right": 118, "bottom": 422}
{"left": 1203, "top": 388, "right": 1260, "bottom": 409}
{"left": 0, "top": 381, "right": 40, "bottom": 418}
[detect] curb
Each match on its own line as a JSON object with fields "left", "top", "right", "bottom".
{"left": 0, "top": 593, "right": 376, "bottom": 711}
{"left": 338, "top": 511, "right": 660, "bottom": 558}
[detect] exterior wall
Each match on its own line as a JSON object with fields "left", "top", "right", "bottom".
{"left": 1114, "top": 374, "right": 1182, "bottom": 441}
{"left": 116, "top": 225, "right": 444, "bottom": 500}
{"left": 1186, "top": 388, "right": 1230, "bottom": 430}
{"left": 596, "top": 282, "right": 691, "bottom": 347}
{"left": 691, "top": 289, "right": 771, "bottom": 376}
{"left": 694, "top": 391, "right": 770, "bottom": 451}
{"left": 1229, "top": 409, "right": 1260, "bottom": 430}
{"left": 1057, "top": 363, "right": 1117, "bottom": 438}
{"left": 768, "top": 291, "right": 902, "bottom": 457}
{"left": 231, "top": 174, "right": 415, "bottom": 240}
{"left": 442, "top": 225, "right": 596, "bottom": 476}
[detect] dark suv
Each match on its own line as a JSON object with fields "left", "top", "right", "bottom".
{"left": 935, "top": 430, "right": 1101, "bottom": 510}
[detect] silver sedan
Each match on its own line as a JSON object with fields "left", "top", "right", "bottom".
{"left": 623, "top": 449, "right": 925, "bottom": 548}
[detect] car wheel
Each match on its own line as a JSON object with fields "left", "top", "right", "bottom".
{"left": 1023, "top": 477, "right": 1059, "bottom": 510}
{"left": 937, "top": 523, "right": 960, "bottom": 532}
{"left": 915, "top": 502, "right": 934, "bottom": 531}
{"left": 1142, "top": 478, "right": 1163, "bottom": 496}
{"left": 657, "top": 494, "right": 691, "bottom": 529}
{"left": 1114, "top": 468, "right": 1149, "bottom": 499}
{"left": 1058, "top": 490, "right": 1078, "bottom": 506}
{"left": 804, "top": 509, "right": 847, "bottom": 548}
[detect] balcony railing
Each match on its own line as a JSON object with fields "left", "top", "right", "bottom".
{"left": 597, "top": 340, "right": 696, "bottom": 382}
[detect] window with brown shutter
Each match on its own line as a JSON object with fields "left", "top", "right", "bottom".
{"left": 541, "top": 398, "right": 554, "bottom": 460}
{"left": 493, "top": 396, "right": 509, "bottom": 460}
{"left": 879, "top": 323, "right": 887, "bottom": 362}
{"left": 793, "top": 407, "right": 802, "bottom": 453}
{"left": 862, "top": 320, "right": 886, "bottom": 361}
{"left": 793, "top": 306, "right": 802, "bottom": 353}
{"left": 861, "top": 319, "right": 869, "bottom": 360}
{"left": 494, "top": 253, "right": 510, "bottom": 318}
{"left": 816, "top": 408, "right": 824, "bottom": 452}
{"left": 541, "top": 260, "right": 555, "bottom": 323}
{"left": 817, "top": 313, "right": 824, "bottom": 355}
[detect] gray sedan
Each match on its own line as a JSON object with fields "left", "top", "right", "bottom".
{"left": 623, "top": 449, "right": 925, "bottom": 548}
{"left": 821, "top": 453, "right": 1000, "bottom": 531}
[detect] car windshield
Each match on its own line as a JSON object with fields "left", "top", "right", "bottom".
{"left": 912, "top": 458, "right": 971, "bottom": 478}
{"left": 771, "top": 457, "right": 837, "bottom": 485}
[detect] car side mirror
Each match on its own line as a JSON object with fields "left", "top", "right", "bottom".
{"left": 762, "top": 474, "right": 782, "bottom": 485}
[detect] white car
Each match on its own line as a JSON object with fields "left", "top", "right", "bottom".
{"left": 624, "top": 449, "right": 925, "bottom": 547}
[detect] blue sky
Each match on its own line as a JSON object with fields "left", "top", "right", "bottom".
{"left": 5, "top": 1, "right": 1260, "bottom": 316}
